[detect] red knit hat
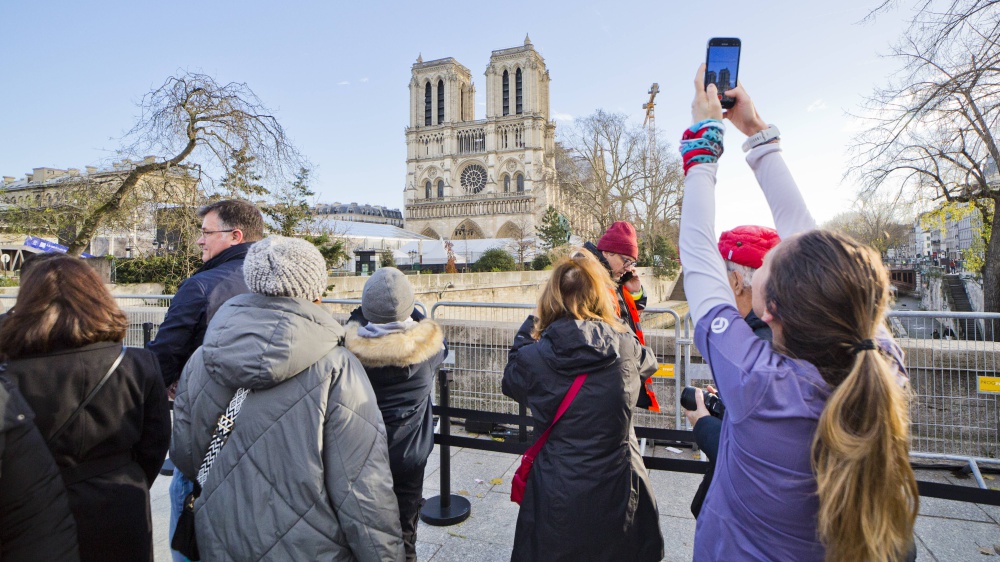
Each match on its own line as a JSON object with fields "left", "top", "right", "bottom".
{"left": 718, "top": 225, "right": 781, "bottom": 269}
{"left": 597, "top": 221, "right": 639, "bottom": 261}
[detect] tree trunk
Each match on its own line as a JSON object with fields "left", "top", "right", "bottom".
{"left": 66, "top": 139, "right": 196, "bottom": 256}
{"left": 982, "top": 195, "right": 1000, "bottom": 340}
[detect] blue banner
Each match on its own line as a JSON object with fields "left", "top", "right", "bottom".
{"left": 24, "top": 236, "right": 96, "bottom": 258}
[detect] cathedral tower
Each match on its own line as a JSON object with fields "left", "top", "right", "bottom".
{"left": 403, "top": 36, "right": 561, "bottom": 242}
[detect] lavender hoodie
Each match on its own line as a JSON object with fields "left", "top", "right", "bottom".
{"left": 679, "top": 142, "right": 906, "bottom": 561}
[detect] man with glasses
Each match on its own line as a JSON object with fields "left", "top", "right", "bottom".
{"left": 146, "top": 199, "right": 264, "bottom": 562}
{"left": 584, "top": 221, "right": 660, "bottom": 411}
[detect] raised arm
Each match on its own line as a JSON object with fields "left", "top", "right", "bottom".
{"left": 724, "top": 84, "right": 816, "bottom": 238}
{"left": 678, "top": 67, "right": 736, "bottom": 324}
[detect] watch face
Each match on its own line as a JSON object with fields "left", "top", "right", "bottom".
{"left": 460, "top": 164, "right": 487, "bottom": 194}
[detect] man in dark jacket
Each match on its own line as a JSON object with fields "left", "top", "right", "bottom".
{"left": 687, "top": 225, "right": 779, "bottom": 517}
{"left": 585, "top": 221, "right": 659, "bottom": 411}
{"left": 147, "top": 199, "right": 265, "bottom": 387}
{"left": 0, "top": 376, "right": 79, "bottom": 562}
{"left": 146, "top": 199, "right": 263, "bottom": 562}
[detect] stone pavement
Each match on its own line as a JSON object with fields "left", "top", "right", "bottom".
{"left": 151, "top": 432, "right": 1000, "bottom": 561}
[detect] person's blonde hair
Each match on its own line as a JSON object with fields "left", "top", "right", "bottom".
{"left": 532, "top": 250, "right": 625, "bottom": 339}
{"left": 764, "top": 230, "right": 918, "bottom": 562}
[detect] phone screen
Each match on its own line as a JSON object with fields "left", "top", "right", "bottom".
{"left": 706, "top": 45, "right": 740, "bottom": 93}
{"left": 705, "top": 38, "right": 741, "bottom": 109}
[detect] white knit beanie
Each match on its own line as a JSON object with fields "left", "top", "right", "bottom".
{"left": 243, "top": 236, "right": 327, "bottom": 302}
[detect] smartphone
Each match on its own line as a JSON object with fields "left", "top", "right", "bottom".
{"left": 705, "top": 37, "right": 741, "bottom": 109}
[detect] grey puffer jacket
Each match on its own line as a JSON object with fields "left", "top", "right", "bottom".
{"left": 171, "top": 293, "right": 403, "bottom": 562}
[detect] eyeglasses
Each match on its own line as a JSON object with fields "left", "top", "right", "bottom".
{"left": 620, "top": 255, "right": 636, "bottom": 268}
{"left": 199, "top": 229, "right": 235, "bottom": 237}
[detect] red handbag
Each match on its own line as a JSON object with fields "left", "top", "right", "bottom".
{"left": 511, "top": 374, "right": 587, "bottom": 505}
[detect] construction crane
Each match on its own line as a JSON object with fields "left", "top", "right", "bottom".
{"left": 642, "top": 82, "right": 659, "bottom": 147}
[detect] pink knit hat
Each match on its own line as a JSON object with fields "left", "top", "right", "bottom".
{"left": 718, "top": 225, "right": 781, "bottom": 269}
{"left": 597, "top": 221, "right": 639, "bottom": 261}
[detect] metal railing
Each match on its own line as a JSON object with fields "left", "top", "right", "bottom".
{"left": 3, "top": 293, "right": 998, "bottom": 488}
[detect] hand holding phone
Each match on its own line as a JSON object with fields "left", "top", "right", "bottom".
{"left": 705, "top": 38, "right": 741, "bottom": 109}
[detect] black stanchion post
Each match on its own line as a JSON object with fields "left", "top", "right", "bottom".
{"left": 142, "top": 322, "right": 154, "bottom": 346}
{"left": 419, "top": 366, "right": 471, "bottom": 526}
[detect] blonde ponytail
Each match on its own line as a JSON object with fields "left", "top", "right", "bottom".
{"left": 812, "top": 349, "right": 918, "bottom": 562}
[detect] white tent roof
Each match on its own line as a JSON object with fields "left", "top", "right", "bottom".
{"left": 396, "top": 238, "right": 540, "bottom": 265}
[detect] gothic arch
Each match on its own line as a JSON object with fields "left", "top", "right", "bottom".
{"left": 422, "top": 227, "right": 441, "bottom": 239}
{"left": 496, "top": 221, "right": 523, "bottom": 239}
{"left": 453, "top": 219, "right": 484, "bottom": 240}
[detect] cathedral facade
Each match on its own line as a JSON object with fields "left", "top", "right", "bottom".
{"left": 403, "top": 37, "right": 565, "bottom": 240}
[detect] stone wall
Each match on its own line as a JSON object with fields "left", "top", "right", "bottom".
{"left": 327, "top": 267, "right": 679, "bottom": 308}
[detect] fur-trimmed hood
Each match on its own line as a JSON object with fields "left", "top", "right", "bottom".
{"left": 344, "top": 319, "right": 445, "bottom": 369}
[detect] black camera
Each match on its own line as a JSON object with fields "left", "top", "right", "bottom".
{"left": 681, "top": 386, "right": 725, "bottom": 419}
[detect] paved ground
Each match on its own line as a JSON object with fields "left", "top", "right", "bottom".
{"left": 151, "top": 430, "right": 1000, "bottom": 561}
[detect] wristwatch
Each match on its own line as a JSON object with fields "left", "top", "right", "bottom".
{"left": 742, "top": 125, "right": 780, "bottom": 152}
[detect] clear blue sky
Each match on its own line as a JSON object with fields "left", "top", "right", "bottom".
{"left": 0, "top": 0, "right": 915, "bottom": 231}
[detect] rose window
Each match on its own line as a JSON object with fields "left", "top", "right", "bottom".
{"left": 460, "top": 164, "right": 487, "bottom": 194}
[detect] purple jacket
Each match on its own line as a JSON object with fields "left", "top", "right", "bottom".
{"left": 693, "top": 304, "right": 907, "bottom": 561}
{"left": 694, "top": 304, "right": 828, "bottom": 560}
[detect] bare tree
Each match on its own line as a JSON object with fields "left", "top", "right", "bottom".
{"left": 558, "top": 110, "right": 684, "bottom": 248}
{"left": 63, "top": 71, "right": 301, "bottom": 255}
{"left": 630, "top": 134, "right": 685, "bottom": 259}
{"left": 849, "top": 1, "right": 1000, "bottom": 309}
{"left": 558, "top": 111, "right": 645, "bottom": 239}
{"left": 822, "top": 191, "right": 914, "bottom": 255}
{"left": 502, "top": 216, "right": 536, "bottom": 269}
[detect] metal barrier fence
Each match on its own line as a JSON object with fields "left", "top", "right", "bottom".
{"left": 0, "top": 294, "right": 173, "bottom": 348}
{"left": 2, "top": 293, "right": 997, "bottom": 472}
{"left": 321, "top": 299, "right": 428, "bottom": 319}
{"left": 888, "top": 310, "right": 1000, "bottom": 485}
{"left": 428, "top": 302, "right": 685, "bottom": 431}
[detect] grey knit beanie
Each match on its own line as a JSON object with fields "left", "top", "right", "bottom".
{"left": 243, "top": 236, "right": 327, "bottom": 302}
{"left": 361, "top": 267, "right": 415, "bottom": 324}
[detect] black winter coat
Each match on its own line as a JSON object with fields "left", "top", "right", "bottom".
{"left": 3, "top": 342, "right": 171, "bottom": 562}
{"left": 147, "top": 243, "right": 252, "bottom": 386}
{"left": 502, "top": 316, "right": 663, "bottom": 562}
{"left": 345, "top": 307, "right": 447, "bottom": 474}
{"left": 0, "top": 376, "right": 79, "bottom": 562}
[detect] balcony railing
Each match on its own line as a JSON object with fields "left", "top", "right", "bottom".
{"left": 408, "top": 191, "right": 533, "bottom": 205}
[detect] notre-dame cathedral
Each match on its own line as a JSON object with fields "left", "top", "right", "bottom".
{"left": 403, "top": 36, "right": 570, "bottom": 240}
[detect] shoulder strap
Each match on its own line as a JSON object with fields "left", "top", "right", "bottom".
{"left": 47, "top": 345, "right": 127, "bottom": 447}
{"left": 196, "top": 387, "right": 250, "bottom": 488}
{"left": 523, "top": 374, "right": 587, "bottom": 458}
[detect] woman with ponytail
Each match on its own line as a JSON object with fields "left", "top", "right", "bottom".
{"left": 678, "top": 65, "right": 918, "bottom": 561}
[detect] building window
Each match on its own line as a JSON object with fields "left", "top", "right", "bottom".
{"left": 424, "top": 82, "right": 432, "bottom": 126}
{"left": 460, "top": 164, "right": 488, "bottom": 194}
{"left": 503, "top": 174, "right": 510, "bottom": 192}
{"left": 437, "top": 79, "right": 445, "bottom": 124}
{"left": 515, "top": 68, "right": 523, "bottom": 114}
{"left": 502, "top": 70, "right": 509, "bottom": 116}
{"left": 425, "top": 181, "right": 432, "bottom": 199}
{"left": 516, "top": 173, "right": 524, "bottom": 192}
{"left": 437, "top": 179, "right": 445, "bottom": 198}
